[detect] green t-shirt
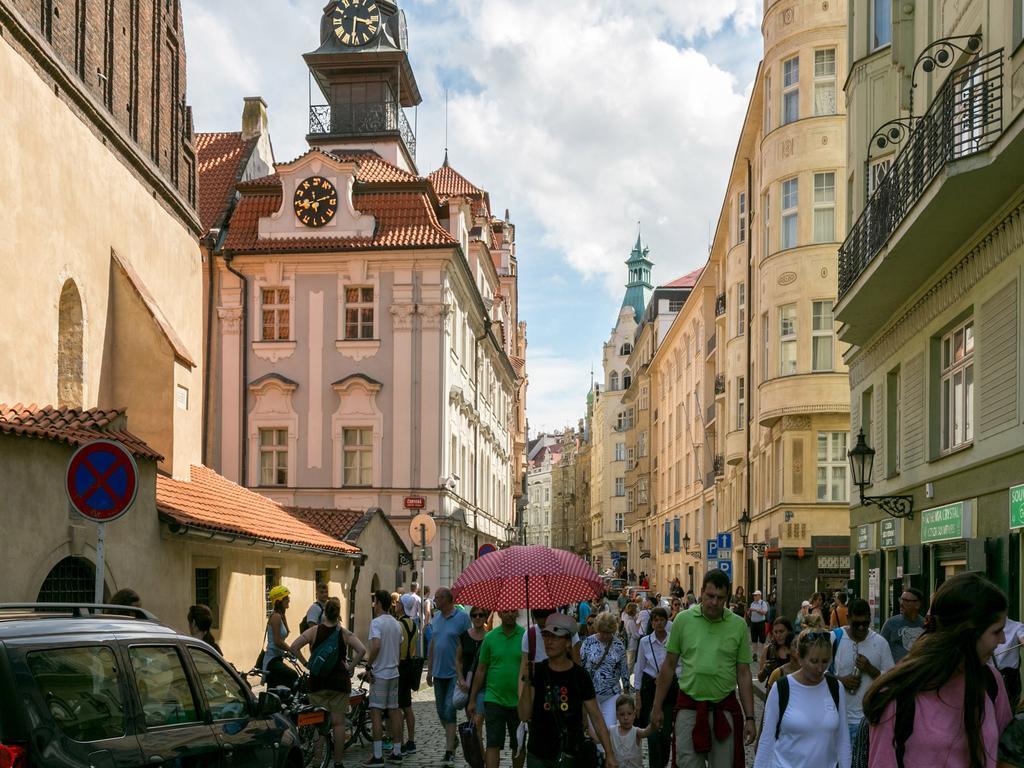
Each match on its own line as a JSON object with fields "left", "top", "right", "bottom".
{"left": 478, "top": 624, "right": 526, "bottom": 707}
{"left": 666, "top": 604, "right": 753, "bottom": 702}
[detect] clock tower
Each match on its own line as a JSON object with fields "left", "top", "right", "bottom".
{"left": 304, "top": 0, "right": 422, "bottom": 173}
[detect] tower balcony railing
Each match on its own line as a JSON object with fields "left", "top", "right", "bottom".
{"left": 309, "top": 100, "right": 417, "bottom": 159}
{"left": 713, "top": 454, "right": 725, "bottom": 476}
{"left": 714, "top": 374, "right": 726, "bottom": 395}
{"left": 838, "top": 49, "right": 1003, "bottom": 298}
{"left": 715, "top": 293, "right": 726, "bottom": 317}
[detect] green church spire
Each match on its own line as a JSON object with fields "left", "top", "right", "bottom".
{"left": 621, "top": 222, "right": 653, "bottom": 323}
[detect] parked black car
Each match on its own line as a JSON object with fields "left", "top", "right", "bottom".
{"left": 0, "top": 604, "right": 301, "bottom": 768}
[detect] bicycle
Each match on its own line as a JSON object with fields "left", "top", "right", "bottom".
{"left": 246, "top": 656, "right": 333, "bottom": 768}
{"left": 345, "top": 662, "right": 372, "bottom": 748}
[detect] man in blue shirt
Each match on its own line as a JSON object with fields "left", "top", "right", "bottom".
{"left": 427, "top": 587, "right": 471, "bottom": 767}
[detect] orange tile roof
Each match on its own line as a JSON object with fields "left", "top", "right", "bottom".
{"left": 223, "top": 183, "right": 456, "bottom": 253}
{"left": 427, "top": 162, "right": 485, "bottom": 200}
{"left": 661, "top": 267, "right": 703, "bottom": 288}
{"left": 156, "top": 466, "right": 360, "bottom": 556}
{"left": 509, "top": 355, "right": 526, "bottom": 377}
{"left": 289, "top": 507, "right": 365, "bottom": 541}
{"left": 195, "top": 132, "right": 258, "bottom": 232}
{"left": 0, "top": 403, "right": 162, "bottom": 460}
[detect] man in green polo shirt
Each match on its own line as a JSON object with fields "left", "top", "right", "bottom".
{"left": 650, "top": 569, "right": 755, "bottom": 768}
{"left": 468, "top": 609, "right": 526, "bottom": 768}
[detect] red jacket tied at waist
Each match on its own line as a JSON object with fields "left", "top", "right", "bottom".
{"left": 674, "top": 689, "right": 745, "bottom": 767}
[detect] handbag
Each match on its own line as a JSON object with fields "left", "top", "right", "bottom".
{"left": 254, "top": 620, "right": 269, "bottom": 672}
{"left": 452, "top": 670, "right": 472, "bottom": 709}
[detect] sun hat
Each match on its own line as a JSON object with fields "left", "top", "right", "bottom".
{"left": 542, "top": 612, "right": 578, "bottom": 637}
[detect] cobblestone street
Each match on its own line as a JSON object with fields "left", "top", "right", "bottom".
{"left": 342, "top": 682, "right": 765, "bottom": 767}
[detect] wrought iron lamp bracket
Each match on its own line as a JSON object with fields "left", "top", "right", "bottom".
{"left": 859, "top": 491, "right": 915, "bottom": 520}
{"left": 744, "top": 542, "right": 768, "bottom": 555}
{"left": 910, "top": 34, "right": 983, "bottom": 116}
{"left": 685, "top": 549, "right": 703, "bottom": 559}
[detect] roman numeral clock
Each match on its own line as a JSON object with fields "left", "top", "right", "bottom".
{"left": 330, "top": 0, "right": 382, "bottom": 47}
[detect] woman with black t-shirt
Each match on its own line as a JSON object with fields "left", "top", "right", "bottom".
{"left": 518, "top": 613, "right": 618, "bottom": 768}
{"left": 455, "top": 606, "right": 489, "bottom": 746}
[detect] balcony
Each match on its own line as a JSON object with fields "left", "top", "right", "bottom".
{"left": 309, "top": 100, "right": 417, "bottom": 159}
{"left": 726, "top": 428, "right": 745, "bottom": 465}
{"left": 714, "top": 374, "right": 726, "bottom": 397}
{"left": 715, "top": 293, "right": 726, "bottom": 317}
{"left": 836, "top": 49, "right": 1015, "bottom": 344}
{"left": 757, "top": 372, "right": 849, "bottom": 427}
{"left": 713, "top": 454, "right": 725, "bottom": 477}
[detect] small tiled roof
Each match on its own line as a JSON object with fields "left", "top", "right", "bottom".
{"left": 289, "top": 507, "right": 365, "bottom": 542}
{"left": 428, "top": 162, "right": 485, "bottom": 201}
{"left": 0, "top": 403, "right": 162, "bottom": 460}
{"left": 661, "top": 267, "right": 703, "bottom": 289}
{"left": 195, "top": 132, "right": 258, "bottom": 232}
{"left": 156, "top": 466, "right": 360, "bottom": 556}
{"left": 509, "top": 355, "right": 526, "bottom": 377}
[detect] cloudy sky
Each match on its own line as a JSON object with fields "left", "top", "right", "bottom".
{"left": 183, "top": 0, "right": 763, "bottom": 433}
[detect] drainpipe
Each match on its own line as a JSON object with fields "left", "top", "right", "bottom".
{"left": 202, "top": 231, "right": 218, "bottom": 465}
{"left": 745, "top": 160, "right": 755, "bottom": 591}
{"left": 348, "top": 554, "right": 365, "bottom": 632}
{"left": 224, "top": 255, "right": 249, "bottom": 486}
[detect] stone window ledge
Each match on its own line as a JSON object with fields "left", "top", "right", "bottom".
{"left": 252, "top": 340, "right": 296, "bottom": 362}
{"left": 336, "top": 339, "right": 381, "bottom": 362}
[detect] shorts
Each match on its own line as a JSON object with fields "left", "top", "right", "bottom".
{"left": 310, "top": 689, "right": 349, "bottom": 719}
{"left": 398, "top": 673, "right": 413, "bottom": 709}
{"left": 368, "top": 676, "right": 399, "bottom": 710}
{"left": 484, "top": 704, "right": 520, "bottom": 751}
{"left": 433, "top": 676, "right": 457, "bottom": 724}
{"left": 750, "top": 621, "right": 767, "bottom": 643}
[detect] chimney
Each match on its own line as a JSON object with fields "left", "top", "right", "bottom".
{"left": 241, "top": 96, "right": 268, "bottom": 141}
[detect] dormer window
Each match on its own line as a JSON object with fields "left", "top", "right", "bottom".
{"left": 620, "top": 343, "right": 633, "bottom": 356}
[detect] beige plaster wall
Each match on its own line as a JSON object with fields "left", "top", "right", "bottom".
{"left": 0, "top": 37, "right": 202, "bottom": 478}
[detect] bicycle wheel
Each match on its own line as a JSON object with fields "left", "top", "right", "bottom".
{"left": 297, "top": 723, "right": 333, "bottom": 768}
{"left": 345, "top": 699, "right": 370, "bottom": 748}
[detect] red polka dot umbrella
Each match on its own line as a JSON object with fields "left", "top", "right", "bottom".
{"left": 451, "top": 544, "right": 604, "bottom": 610}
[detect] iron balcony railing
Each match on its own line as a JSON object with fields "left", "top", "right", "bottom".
{"left": 838, "top": 49, "right": 1003, "bottom": 298}
{"left": 309, "top": 101, "right": 417, "bottom": 158}
{"left": 715, "top": 293, "right": 726, "bottom": 317}
{"left": 713, "top": 454, "right": 725, "bottom": 476}
{"left": 714, "top": 374, "right": 726, "bottom": 395}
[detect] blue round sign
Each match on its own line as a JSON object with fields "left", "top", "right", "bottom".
{"left": 477, "top": 543, "right": 497, "bottom": 558}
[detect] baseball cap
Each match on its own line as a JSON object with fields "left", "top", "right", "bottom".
{"left": 268, "top": 585, "right": 290, "bottom": 603}
{"left": 753, "top": 589, "right": 762, "bottom": 596}
{"left": 542, "top": 613, "right": 578, "bottom": 638}
{"left": 801, "top": 600, "right": 811, "bottom": 607}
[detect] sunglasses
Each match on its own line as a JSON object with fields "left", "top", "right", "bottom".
{"left": 849, "top": 620, "right": 870, "bottom": 628}
{"left": 471, "top": 612, "right": 487, "bottom": 618}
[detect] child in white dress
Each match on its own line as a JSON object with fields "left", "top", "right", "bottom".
{"left": 609, "top": 694, "right": 653, "bottom": 768}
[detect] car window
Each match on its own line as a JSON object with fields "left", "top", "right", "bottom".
{"left": 128, "top": 646, "right": 199, "bottom": 727}
{"left": 27, "top": 646, "right": 126, "bottom": 742}
{"left": 188, "top": 647, "right": 249, "bottom": 720}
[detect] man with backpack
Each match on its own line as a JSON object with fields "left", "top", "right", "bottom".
{"left": 832, "top": 598, "right": 894, "bottom": 745}
{"left": 290, "top": 597, "right": 366, "bottom": 768}
{"left": 302, "top": 582, "right": 330, "bottom": 633}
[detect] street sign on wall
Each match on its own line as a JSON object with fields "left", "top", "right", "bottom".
{"left": 717, "top": 532, "right": 733, "bottom": 552}
{"left": 404, "top": 496, "right": 426, "bottom": 510}
{"left": 706, "top": 539, "right": 718, "bottom": 560}
{"left": 920, "top": 500, "right": 973, "bottom": 543}
{"left": 717, "top": 560, "right": 733, "bottom": 578}
{"left": 1010, "top": 484, "right": 1024, "bottom": 529}
{"left": 880, "top": 519, "right": 902, "bottom": 550}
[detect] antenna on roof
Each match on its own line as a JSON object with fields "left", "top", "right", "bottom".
{"left": 443, "top": 89, "right": 449, "bottom": 167}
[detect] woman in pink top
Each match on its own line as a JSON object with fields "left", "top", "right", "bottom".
{"left": 863, "top": 573, "right": 1012, "bottom": 768}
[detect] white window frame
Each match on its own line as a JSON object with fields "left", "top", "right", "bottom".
{"left": 609, "top": 371, "right": 619, "bottom": 391}
{"left": 737, "top": 191, "right": 747, "bottom": 244}
{"left": 342, "top": 427, "right": 373, "bottom": 487}
{"left": 736, "top": 376, "right": 746, "bottom": 431}
{"left": 812, "top": 300, "right": 835, "bottom": 372}
{"left": 259, "top": 427, "right": 289, "bottom": 486}
{"left": 761, "top": 313, "right": 770, "bottom": 382}
{"left": 781, "top": 177, "right": 799, "bottom": 249}
{"left": 867, "top": 156, "right": 893, "bottom": 198}
{"left": 615, "top": 441, "right": 626, "bottom": 461}
{"left": 780, "top": 304, "right": 797, "bottom": 376}
{"left": 873, "top": 0, "right": 892, "bottom": 50}
{"left": 782, "top": 56, "right": 799, "bottom": 125}
{"left": 764, "top": 190, "right": 772, "bottom": 256}
{"left": 615, "top": 477, "right": 625, "bottom": 497}
{"left": 940, "top": 319, "right": 975, "bottom": 453}
{"left": 736, "top": 282, "right": 746, "bottom": 337}
{"left": 813, "top": 48, "right": 837, "bottom": 116}
{"left": 615, "top": 511, "right": 625, "bottom": 533}
{"left": 343, "top": 286, "right": 375, "bottom": 340}
{"left": 813, "top": 171, "right": 836, "bottom": 243}
{"left": 816, "top": 432, "right": 849, "bottom": 502}
{"left": 260, "top": 288, "right": 291, "bottom": 342}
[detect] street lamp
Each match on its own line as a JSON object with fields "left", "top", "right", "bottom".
{"left": 681, "top": 532, "right": 703, "bottom": 559}
{"left": 848, "top": 429, "right": 914, "bottom": 519}
{"left": 738, "top": 511, "right": 766, "bottom": 555}
{"left": 505, "top": 523, "right": 516, "bottom": 547}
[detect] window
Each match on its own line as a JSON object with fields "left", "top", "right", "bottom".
{"left": 664, "top": 521, "right": 671, "bottom": 553}
{"left": 627, "top": 490, "right": 634, "bottom": 515}
{"left": 940, "top": 319, "right": 975, "bottom": 453}
{"left": 764, "top": 74, "right": 773, "bottom": 133}
{"left": 194, "top": 568, "right": 219, "bottom": 628}
{"left": 781, "top": 177, "right": 798, "bottom": 249}
{"left": 615, "top": 442, "right": 626, "bottom": 461}
{"left": 887, "top": 367, "right": 901, "bottom": 476}
{"left": 736, "top": 376, "right": 746, "bottom": 430}
{"left": 28, "top": 647, "right": 126, "bottom": 741}
{"left": 638, "top": 430, "right": 648, "bottom": 457}
{"left": 774, "top": 437, "right": 783, "bottom": 504}
{"left": 609, "top": 371, "right": 619, "bottom": 391}
{"left": 343, "top": 428, "right": 373, "bottom": 487}
{"left": 259, "top": 428, "right": 288, "bottom": 486}
{"left": 623, "top": 369, "right": 632, "bottom": 389}
{"left": 638, "top": 478, "right": 648, "bottom": 504}
{"left": 867, "top": 156, "right": 893, "bottom": 198}
{"left": 544, "top": 487, "right": 550, "bottom": 502}
{"left": 264, "top": 568, "right": 280, "bottom": 613}
{"left": 814, "top": 48, "right": 837, "bottom": 115}
{"left": 188, "top": 649, "right": 249, "bottom": 720}
{"left": 737, "top": 192, "right": 747, "bottom": 243}
{"left": 816, "top": 432, "right": 849, "bottom": 502}
{"left": 782, "top": 56, "right": 799, "bottom": 124}
{"left": 779, "top": 304, "right": 797, "bottom": 375}
{"left": 673, "top": 518, "right": 681, "bottom": 552}
{"left": 615, "top": 477, "right": 625, "bottom": 496}
{"left": 861, "top": 388, "right": 874, "bottom": 447}
{"left": 626, "top": 446, "right": 635, "bottom": 470}
{"left": 615, "top": 512, "right": 624, "bottom": 533}
{"left": 873, "top": 0, "right": 892, "bottom": 50}
{"left": 764, "top": 191, "right": 772, "bottom": 255}
{"left": 812, "top": 300, "right": 834, "bottom": 371}
{"left": 620, "top": 343, "right": 633, "bottom": 356}
{"left": 261, "top": 288, "right": 290, "bottom": 341}
{"left": 761, "top": 313, "right": 770, "bottom": 382}
{"left": 344, "top": 287, "right": 375, "bottom": 340}
{"left": 813, "top": 172, "right": 836, "bottom": 243}
{"left": 639, "top": 386, "right": 649, "bottom": 411}
{"left": 128, "top": 646, "right": 200, "bottom": 727}
{"left": 736, "top": 283, "right": 746, "bottom": 337}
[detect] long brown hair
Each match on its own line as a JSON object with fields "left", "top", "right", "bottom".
{"left": 862, "top": 573, "right": 1007, "bottom": 768}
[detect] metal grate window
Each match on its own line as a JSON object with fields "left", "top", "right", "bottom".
{"left": 194, "top": 568, "right": 219, "bottom": 628}
{"left": 37, "top": 557, "right": 103, "bottom": 603}
{"left": 265, "top": 568, "right": 280, "bottom": 614}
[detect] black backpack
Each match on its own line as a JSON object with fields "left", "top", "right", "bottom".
{"left": 775, "top": 673, "right": 841, "bottom": 739}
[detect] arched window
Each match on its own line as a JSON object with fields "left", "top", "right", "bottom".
{"left": 37, "top": 557, "right": 106, "bottom": 603}
{"left": 609, "top": 371, "right": 619, "bottom": 391}
{"left": 623, "top": 369, "right": 632, "bottom": 389}
{"left": 620, "top": 343, "right": 633, "bottom": 356}
{"left": 57, "top": 279, "right": 84, "bottom": 408}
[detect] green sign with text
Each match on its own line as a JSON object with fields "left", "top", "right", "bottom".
{"left": 880, "top": 518, "right": 901, "bottom": 549}
{"left": 1011, "top": 485, "right": 1024, "bottom": 530}
{"left": 921, "top": 501, "right": 967, "bottom": 543}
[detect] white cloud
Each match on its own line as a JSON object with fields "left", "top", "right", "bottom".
{"left": 523, "top": 348, "right": 596, "bottom": 434}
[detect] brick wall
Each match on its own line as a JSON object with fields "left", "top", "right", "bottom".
{"left": 2, "top": 0, "right": 196, "bottom": 210}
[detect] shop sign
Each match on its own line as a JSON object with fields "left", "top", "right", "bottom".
{"left": 1010, "top": 484, "right": 1024, "bottom": 530}
{"left": 920, "top": 500, "right": 974, "bottom": 543}
{"left": 880, "top": 519, "right": 902, "bottom": 550}
{"left": 856, "top": 523, "right": 877, "bottom": 552}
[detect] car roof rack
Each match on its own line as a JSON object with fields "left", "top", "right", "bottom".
{"left": 0, "top": 603, "right": 159, "bottom": 621}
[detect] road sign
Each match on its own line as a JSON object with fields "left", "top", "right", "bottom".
{"left": 65, "top": 440, "right": 139, "bottom": 523}
{"left": 408, "top": 513, "right": 437, "bottom": 548}
{"left": 478, "top": 543, "right": 497, "bottom": 558}
{"left": 404, "top": 496, "right": 426, "bottom": 510}
{"left": 717, "top": 547, "right": 732, "bottom": 561}
{"left": 706, "top": 539, "right": 718, "bottom": 559}
{"left": 717, "top": 559, "right": 733, "bottom": 577}
{"left": 717, "top": 532, "right": 733, "bottom": 552}
{"left": 418, "top": 547, "right": 433, "bottom": 561}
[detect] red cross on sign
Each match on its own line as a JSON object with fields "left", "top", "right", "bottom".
{"left": 65, "top": 440, "right": 139, "bottom": 523}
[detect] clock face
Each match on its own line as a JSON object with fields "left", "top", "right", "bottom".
{"left": 331, "top": 0, "right": 381, "bottom": 47}
{"left": 293, "top": 176, "right": 338, "bottom": 228}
